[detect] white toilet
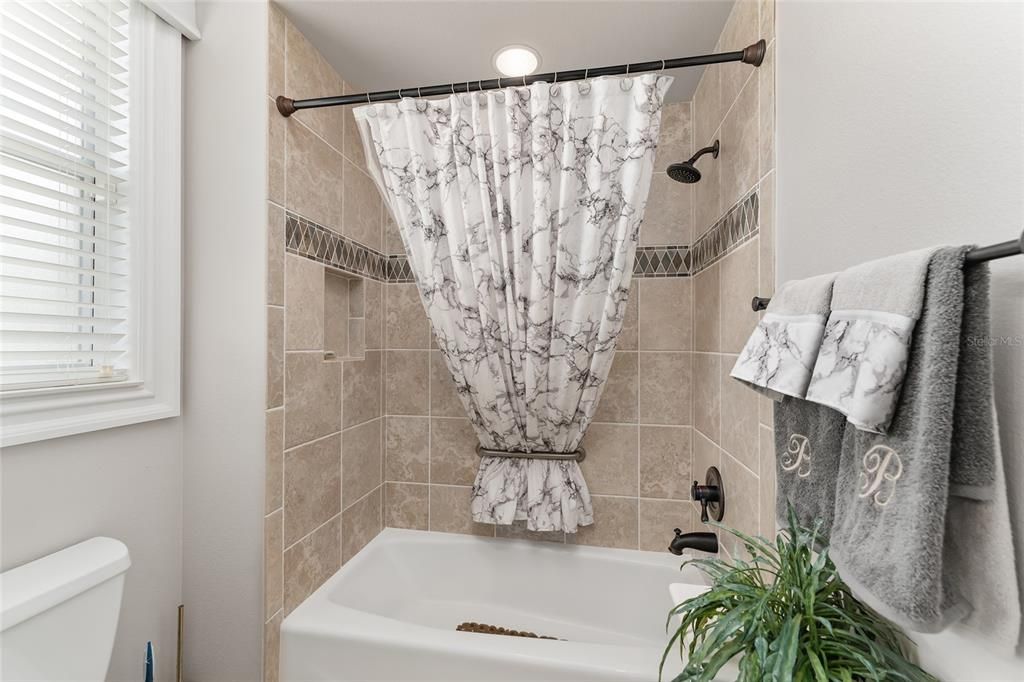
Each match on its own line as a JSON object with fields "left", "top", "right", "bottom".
{"left": 0, "top": 537, "right": 131, "bottom": 681}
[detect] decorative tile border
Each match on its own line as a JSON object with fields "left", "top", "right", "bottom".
{"left": 633, "top": 246, "right": 691, "bottom": 277}
{"left": 285, "top": 212, "right": 389, "bottom": 281}
{"left": 689, "top": 191, "right": 759, "bottom": 275}
{"left": 287, "top": 210, "right": 695, "bottom": 283}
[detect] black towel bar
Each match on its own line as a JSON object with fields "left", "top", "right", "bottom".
{"left": 751, "top": 230, "right": 1024, "bottom": 311}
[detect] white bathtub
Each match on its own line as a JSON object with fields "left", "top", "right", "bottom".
{"left": 280, "top": 528, "right": 706, "bottom": 682}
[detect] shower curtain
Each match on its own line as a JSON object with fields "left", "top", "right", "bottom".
{"left": 355, "top": 73, "right": 671, "bottom": 532}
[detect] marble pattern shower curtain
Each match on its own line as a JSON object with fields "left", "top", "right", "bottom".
{"left": 355, "top": 73, "right": 671, "bottom": 532}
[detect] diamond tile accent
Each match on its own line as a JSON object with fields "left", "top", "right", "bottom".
{"left": 689, "top": 191, "right": 759, "bottom": 275}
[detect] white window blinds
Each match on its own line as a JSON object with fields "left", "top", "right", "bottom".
{"left": 1, "top": 0, "right": 132, "bottom": 391}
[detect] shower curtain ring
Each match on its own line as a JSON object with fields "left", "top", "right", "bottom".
{"left": 660, "top": 59, "right": 666, "bottom": 73}
{"left": 417, "top": 87, "right": 422, "bottom": 98}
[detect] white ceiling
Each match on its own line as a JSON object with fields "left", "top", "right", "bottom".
{"left": 276, "top": 1, "right": 736, "bottom": 104}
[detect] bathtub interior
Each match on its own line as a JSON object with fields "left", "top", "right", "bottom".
{"left": 324, "top": 529, "right": 703, "bottom": 648}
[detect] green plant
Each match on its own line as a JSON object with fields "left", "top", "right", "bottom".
{"left": 661, "top": 509, "right": 939, "bottom": 682}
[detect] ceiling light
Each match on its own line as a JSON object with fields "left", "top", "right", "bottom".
{"left": 493, "top": 45, "right": 540, "bottom": 78}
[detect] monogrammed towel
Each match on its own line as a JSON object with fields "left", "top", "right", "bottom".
{"left": 806, "top": 247, "right": 938, "bottom": 434}
{"left": 731, "top": 273, "right": 837, "bottom": 400}
{"left": 828, "top": 246, "right": 1008, "bottom": 636}
{"left": 773, "top": 397, "right": 846, "bottom": 538}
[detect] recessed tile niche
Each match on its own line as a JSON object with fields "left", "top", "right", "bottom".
{"left": 324, "top": 271, "right": 365, "bottom": 362}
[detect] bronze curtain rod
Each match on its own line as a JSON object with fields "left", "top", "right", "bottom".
{"left": 750, "top": 229, "right": 1024, "bottom": 311}
{"left": 276, "top": 40, "right": 766, "bottom": 117}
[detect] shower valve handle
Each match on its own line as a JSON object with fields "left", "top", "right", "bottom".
{"left": 691, "top": 467, "right": 725, "bottom": 524}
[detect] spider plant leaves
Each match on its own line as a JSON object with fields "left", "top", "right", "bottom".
{"left": 661, "top": 507, "right": 938, "bottom": 682}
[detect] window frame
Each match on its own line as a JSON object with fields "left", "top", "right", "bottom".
{"left": 0, "top": 5, "right": 182, "bottom": 447}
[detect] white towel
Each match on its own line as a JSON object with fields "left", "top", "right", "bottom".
{"left": 806, "top": 247, "right": 938, "bottom": 434}
{"left": 730, "top": 273, "right": 837, "bottom": 400}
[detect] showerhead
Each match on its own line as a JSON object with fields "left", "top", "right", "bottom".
{"left": 667, "top": 139, "right": 719, "bottom": 184}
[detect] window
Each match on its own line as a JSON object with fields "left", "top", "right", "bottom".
{"left": 1, "top": 0, "right": 181, "bottom": 446}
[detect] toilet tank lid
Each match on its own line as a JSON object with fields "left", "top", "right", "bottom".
{"left": 1, "top": 537, "right": 130, "bottom": 632}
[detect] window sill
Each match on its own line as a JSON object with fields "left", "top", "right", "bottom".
{"left": 0, "top": 379, "right": 179, "bottom": 448}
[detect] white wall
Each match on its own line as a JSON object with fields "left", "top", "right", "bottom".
{"left": 777, "top": 1, "right": 1024, "bottom": 678}
{"left": 181, "top": 1, "right": 268, "bottom": 680}
{"left": 1, "top": 420, "right": 183, "bottom": 682}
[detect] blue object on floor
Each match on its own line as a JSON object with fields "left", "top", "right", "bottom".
{"left": 144, "top": 641, "right": 154, "bottom": 682}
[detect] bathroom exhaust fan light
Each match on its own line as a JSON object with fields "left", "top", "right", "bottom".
{"left": 493, "top": 45, "right": 540, "bottom": 78}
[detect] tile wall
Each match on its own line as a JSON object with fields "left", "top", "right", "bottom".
{"left": 264, "top": 6, "right": 389, "bottom": 680}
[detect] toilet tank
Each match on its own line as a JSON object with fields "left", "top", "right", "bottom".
{"left": 0, "top": 537, "right": 131, "bottom": 681}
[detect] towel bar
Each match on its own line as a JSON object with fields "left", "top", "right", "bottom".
{"left": 476, "top": 445, "right": 586, "bottom": 463}
{"left": 750, "top": 229, "right": 1023, "bottom": 311}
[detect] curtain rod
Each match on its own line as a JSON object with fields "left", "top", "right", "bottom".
{"left": 750, "top": 229, "right": 1024, "bottom": 312}
{"left": 275, "top": 40, "right": 766, "bottom": 117}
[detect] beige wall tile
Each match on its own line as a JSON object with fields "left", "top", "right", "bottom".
{"left": 693, "top": 64, "right": 721, "bottom": 153}
{"left": 758, "top": 172, "right": 776, "bottom": 299}
{"left": 720, "top": 357, "right": 759, "bottom": 472}
{"left": 719, "top": 80, "right": 759, "bottom": 216}
{"left": 384, "top": 211, "right": 403, "bottom": 256}
{"left": 264, "top": 611, "right": 281, "bottom": 682}
{"left": 593, "top": 351, "right": 638, "bottom": 423}
{"left": 692, "top": 353, "right": 721, "bottom": 444}
{"left": 342, "top": 486, "right": 382, "bottom": 563}
{"left": 429, "top": 351, "right": 465, "bottom": 417}
{"left": 693, "top": 264, "right": 720, "bottom": 352}
{"left": 266, "top": 408, "right": 284, "bottom": 513}
{"left": 267, "top": 306, "right": 284, "bottom": 409}
{"left": 720, "top": 451, "right": 759, "bottom": 549}
{"left": 617, "top": 285, "right": 638, "bottom": 351}
{"left": 639, "top": 279, "right": 692, "bottom": 351}
{"left": 284, "top": 434, "right": 341, "bottom": 546}
{"left": 758, "top": 42, "right": 775, "bottom": 176}
{"left": 284, "top": 20, "right": 345, "bottom": 151}
{"left": 638, "top": 352, "right": 691, "bottom": 425}
{"left": 267, "top": 203, "right": 284, "bottom": 306}
{"left": 264, "top": 510, "right": 283, "bottom": 617}
{"left": 386, "top": 283, "right": 429, "bottom": 349}
{"left": 283, "top": 514, "right": 341, "bottom": 614}
{"left": 581, "top": 423, "right": 639, "bottom": 496}
{"left": 268, "top": 4, "right": 285, "bottom": 96}
{"left": 385, "top": 482, "right": 428, "bottom": 530}
{"left": 386, "top": 350, "right": 429, "bottom": 415}
{"left": 268, "top": 100, "right": 285, "bottom": 206}
{"left": 363, "top": 280, "right": 383, "bottom": 350}
{"left": 719, "top": 239, "right": 760, "bottom": 353}
{"left": 642, "top": 173, "right": 693, "bottom": 246}
{"left": 759, "top": 393, "right": 774, "bottom": 428}
{"left": 653, "top": 102, "right": 692, "bottom": 173}
{"left": 285, "top": 120, "right": 344, "bottom": 229}
{"left": 385, "top": 416, "right": 429, "bottom": 482}
{"left": 324, "top": 273, "right": 350, "bottom": 358}
{"left": 718, "top": 0, "right": 760, "bottom": 117}
{"left": 348, "top": 318, "right": 365, "bottom": 358}
{"left": 343, "top": 161, "right": 382, "bottom": 251}
{"left": 342, "top": 419, "right": 382, "bottom": 507}
{"left": 639, "top": 426, "right": 692, "bottom": 499}
{"left": 342, "top": 80, "right": 368, "bottom": 173}
{"left": 760, "top": 0, "right": 775, "bottom": 42}
{"left": 692, "top": 430, "right": 721, "bottom": 491}
{"left": 577, "top": 496, "right": 638, "bottom": 550}
{"left": 284, "top": 354, "right": 341, "bottom": 448}
{"left": 430, "top": 418, "right": 479, "bottom": 486}
{"left": 342, "top": 350, "right": 382, "bottom": 428}
{"left": 693, "top": 149, "right": 722, "bottom": 237}
{"left": 429, "top": 485, "right": 494, "bottom": 536}
{"left": 759, "top": 425, "right": 777, "bottom": 538}
{"left": 639, "top": 499, "right": 695, "bottom": 552}
{"left": 285, "top": 255, "right": 324, "bottom": 351}
{"left": 348, "top": 278, "right": 365, "bottom": 317}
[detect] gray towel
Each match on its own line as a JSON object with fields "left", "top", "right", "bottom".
{"left": 773, "top": 397, "right": 846, "bottom": 537}
{"left": 806, "top": 247, "right": 938, "bottom": 434}
{"left": 828, "top": 246, "right": 1003, "bottom": 633}
{"left": 732, "top": 273, "right": 836, "bottom": 400}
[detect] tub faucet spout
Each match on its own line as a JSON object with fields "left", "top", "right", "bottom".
{"left": 668, "top": 529, "right": 718, "bottom": 555}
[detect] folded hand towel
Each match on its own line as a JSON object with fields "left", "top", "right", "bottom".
{"left": 773, "top": 396, "right": 847, "bottom": 537}
{"left": 731, "top": 273, "right": 837, "bottom": 400}
{"left": 827, "top": 246, "right": 1008, "bottom": 635}
{"left": 806, "top": 247, "right": 938, "bottom": 434}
